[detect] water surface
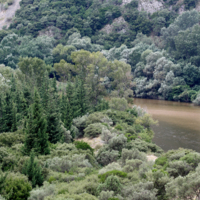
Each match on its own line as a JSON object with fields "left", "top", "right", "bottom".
{"left": 134, "top": 98, "right": 200, "bottom": 152}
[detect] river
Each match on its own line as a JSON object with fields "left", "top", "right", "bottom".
{"left": 134, "top": 98, "right": 200, "bottom": 152}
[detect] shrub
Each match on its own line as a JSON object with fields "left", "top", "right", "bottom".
{"left": 126, "top": 139, "right": 163, "bottom": 154}
{"left": 46, "top": 154, "right": 92, "bottom": 173}
{"left": 166, "top": 161, "right": 193, "bottom": 178}
{"left": 104, "top": 110, "right": 135, "bottom": 125}
{"left": 180, "top": 152, "right": 200, "bottom": 168}
{"left": 109, "top": 98, "right": 128, "bottom": 111}
{"left": 28, "top": 182, "right": 55, "bottom": 200}
{"left": 84, "top": 123, "right": 104, "bottom": 138}
{"left": 155, "top": 156, "right": 168, "bottom": 166}
{"left": 125, "top": 133, "right": 137, "bottom": 142}
{"left": 45, "top": 193, "right": 98, "bottom": 200}
{"left": 99, "top": 191, "right": 114, "bottom": 200}
{"left": 96, "top": 147, "right": 119, "bottom": 166}
{"left": 73, "top": 115, "right": 88, "bottom": 137}
{"left": 114, "top": 124, "right": 123, "bottom": 131}
{"left": 99, "top": 163, "right": 122, "bottom": 175}
{"left": 122, "top": 182, "right": 157, "bottom": 200}
{"left": 97, "top": 175, "right": 122, "bottom": 195}
{"left": 108, "top": 135, "right": 127, "bottom": 151}
{"left": 74, "top": 141, "right": 94, "bottom": 154}
{"left": 135, "top": 114, "right": 157, "bottom": 129}
{"left": 98, "top": 170, "right": 127, "bottom": 183}
{"left": 0, "top": 132, "right": 24, "bottom": 147}
{"left": 101, "top": 128, "right": 116, "bottom": 144}
{"left": 123, "top": 159, "right": 143, "bottom": 172}
{"left": 86, "top": 113, "right": 113, "bottom": 126}
{"left": 1, "top": 173, "right": 32, "bottom": 200}
{"left": 121, "top": 148, "right": 146, "bottom": 166}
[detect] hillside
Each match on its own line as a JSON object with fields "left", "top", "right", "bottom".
{"left": 1, "top": 0, "right": 200, "bottom": 199}
{"left": 0, "top": 0, "right": 200, "bottom": 105}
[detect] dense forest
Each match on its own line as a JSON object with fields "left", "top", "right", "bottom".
{"left": 0, "top": 0, "right": 200, "bottom": 104}
{"left": 1, "top": 0, "right": 200, "bottom": 199}
{"left": 1, "top": 60, "right": 200, "bottom": 200}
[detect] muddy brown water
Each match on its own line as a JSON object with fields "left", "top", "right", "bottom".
{"left": 134, "top": 98, "right": 200, "bottom": 152}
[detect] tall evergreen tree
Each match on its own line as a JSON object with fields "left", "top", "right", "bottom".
{"left": 11, "top": 102, "right": 17, "bottom": 132}
{"left": 45, "top": 75, "right": 63, "bottom": 143}
{"left": 0, "top": 92, "right": 13, "bottom": 133}
{"left": 22, "top": 151, "right": 43, "bottom": 188}
{"left": 23, "top": 89, "right": 50, "bottom": 155}
{"left": 75, "top": 77, "right": 88, "bottom": 116}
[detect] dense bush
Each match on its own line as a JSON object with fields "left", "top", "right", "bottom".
{"left": 97, "top": 175, "right": 122, "bottom": 194}
{"left": 1, "top": 173, "right": 32, "bottom": 200}
{"left": 98, "top": 170, "right": 127, "bottom": 183}
{"left": 74, "top": 141, "right": 94, "bottom": 154}
{"left": 96, "top": 147, "right": 120, "bottom": 166}
{"left": 84, "top": 123, "right": 104, "bottom": 138}
{"left": 0, "top": 132, "right": 24, "bottom": 147}
{"left": 86, "top": 113, "right": 113, "bottom": 127}
{"left": 28, "top": 182, "right": 55, "bottom": 200}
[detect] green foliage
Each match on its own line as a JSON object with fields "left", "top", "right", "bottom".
{"left": 84, "top": 123, "right": 104, "bottom": 138}
{"left": 23, "top": 89, "right": 50, "bottom": 155}
{"left": 1, "top": 173, "right": 32, "bottom": 200}
{"left": 104, "top": 110, "right": 135, "bottom": 126}
{"left": 0, "top": 132, "right": 24, "bottom": 147}
{"left": 97, "top": 175, "right": 122, "bottom": 194}
{"left": 74, "top": 141, "right": 94, "bottom": 154}
{"left": 96, "top": 147, "right": 119, "bottom": 166}
{"left": 109, "top": 97, "right": 129, "bottom": 111}
{"left": 155, "top": 156, "right": 168, "bottom": 166}
{"left": 22, "top": 151, "right": 44, "bottom": 188}
{"left": 28, "top": 182, "right": 55, "bottom": 200}
{"left": 108, "top": 134, "right": 127, "bottom": 151}
{"left": 86, "top": 112, "right": 113, "bottom": 127}
{"left": 98, "top": 170, "right": 127, "bottom": 183}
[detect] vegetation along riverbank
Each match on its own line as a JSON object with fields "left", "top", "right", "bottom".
{"left": 1, "top": 0, "right": 200, "bottom": 199}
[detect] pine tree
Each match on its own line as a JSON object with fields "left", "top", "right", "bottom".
{"left": 75, "top": 77, "right": 88, "bottom": 116}
{"left": 40, "top": 71, "right": 50, "bottom": 110}
{"left": 23, "top": 89, "right": 50, "bottom": 155}
{"left": 22, "top": 151, "right": 43, "bottom": 188}
{"left": 45, "top": 76, "right": 63, "bottom": 143}
{"left": 0, "top": 93, "right": 13, "bottom": 132}
{"left": 11, "top": 102, "right": 17, "bottom": 132}
{"left": 46, "top": 101, "right": 62, "bottom": 144}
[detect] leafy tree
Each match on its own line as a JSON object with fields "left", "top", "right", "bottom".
{"left": 18, "top": 57, "right": 51, "bottom": 87}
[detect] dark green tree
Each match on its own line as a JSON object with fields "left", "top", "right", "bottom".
{"left": 23, "top": 88, "right": 50, "bottom": 155}
{"left": 22, "top": 151, "right": 44, "bottom": 188}
{"left": 11, "top": 102, "right": 17, "bottom": 132}
{"left": 0, "top": 93, "right": 13, "bottom": 133}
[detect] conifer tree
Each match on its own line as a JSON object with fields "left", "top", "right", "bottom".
{"left": 62, "top": 82, "right": 74, "bottom": 130}
{"left": 0, "top": 93, "right": 13, "bottom": 133}
{"left": 11, "top": 102, "right": 17, "bottom": 132}
{"left": 45, "top": 75, "right": 63, "bottom": 143}
{"left": 75, "top": 77, "right": 88, "bottom": 116}
{"left": 40, "top": 71, "right": 50, "bottom": 110}
{"left": 22, "top": 151, "right": 43, "bottom": 188}
{"left": 23, "top": 88, "right": 50, "bottom": 155}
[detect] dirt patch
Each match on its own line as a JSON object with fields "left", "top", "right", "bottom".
{"left": 0, "top": 0, "right": 21, "bottom": 30}
{"left": 147, "top": 154, "right": 157, "bottom": 162}
{"left": 76, "top": 136, "right": 105, "bottom": 149}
